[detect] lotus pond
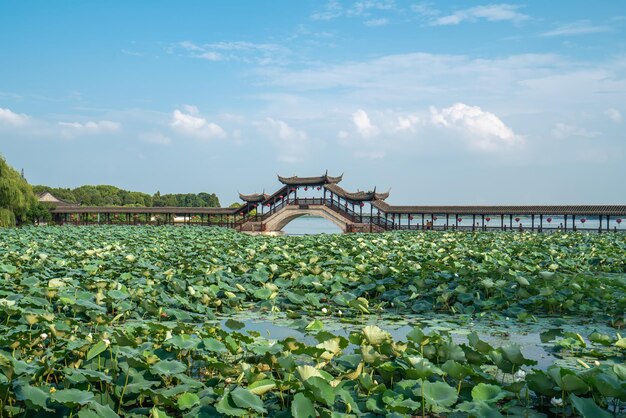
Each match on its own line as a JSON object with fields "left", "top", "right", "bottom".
{"left": 0, "top": 226, "right": 624, "bottom": 417}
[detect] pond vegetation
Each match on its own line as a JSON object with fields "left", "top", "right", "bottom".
{"left": 0, "top": 226, "right": 624, "bottom": 417}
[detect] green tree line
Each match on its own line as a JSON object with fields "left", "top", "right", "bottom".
{"left": 0, "top": 156, "right": 47, "bottom": 226}
{"left": 32, "top": 185, "right": 221, "bottom": 208}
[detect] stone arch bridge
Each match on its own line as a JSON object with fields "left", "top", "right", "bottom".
{"left": 48, "top": 172, "right": 626, "bottom": 234}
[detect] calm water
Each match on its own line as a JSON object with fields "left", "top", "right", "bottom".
{"left": 282, "top": 215, "right": 622, "bottom": 235}
{"left": 282, "top": 216, "right": 341, "bottom": 235}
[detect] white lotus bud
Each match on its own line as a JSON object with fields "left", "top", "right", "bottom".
{"left": 40, "top": 333, "right": 48, "bottom": 340}
{"left": 550, "top": 397, "right": 563, "bottom": 407}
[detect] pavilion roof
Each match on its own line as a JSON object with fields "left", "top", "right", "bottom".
{"left": 239, "top": 192, "right": 270, "bottom": 203}
{"left": 325, "top": 184, "right": 389, "bottom": 202}
{"left": 37, "top": 191, "right": 79, "bottom": 207}
{"left": 372, "top": 201, "right": 626, "bottom": 216}
{"left": 278, "top": 170, "right": 343, "bottom": 186}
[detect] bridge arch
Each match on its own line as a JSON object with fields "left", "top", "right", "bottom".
{"left": 263, "top": 206, "right": 351, "bottom": 232}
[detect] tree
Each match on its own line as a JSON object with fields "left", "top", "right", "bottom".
{"left": 0, "top": 156, "right": 37, "bottom": 226}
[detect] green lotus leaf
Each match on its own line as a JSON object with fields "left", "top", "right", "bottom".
{"left": 150, "top": 359, "right": 187, "bottom": 376}
{"left": 248, "top": 379, "right": 276, "bottom": 395}
{"left": 291, "top": 393, "right": 316, "bottom": 418}
{"left": 471, "top": 383, "right": 506, "bottom": 404}
{"left": 50, "top": 389, "right": 94, "bottom": 407}
{"left": 362, "top": 325, "right": 391, "bottom": 346}
{"left": 569, "top": 394, "right": 612, "bottom": 418}
{"left": 86, "top": 340, "right": 109, "bottom": 361}
{"left": 422, "top": 380, "right": 457, "bottom": 410}
{"left": 230, "top": 387, "right": 266, "bottom": 414}
{"left": 14, "top": 384, "right": 52, "bottom": 411}
{"left": 303, "top": 376, "right": 335, "bottom": 407}
{"left": 561, "top": 374, "right": 589, "bottom": 394}
{"left": 177, "top": 392, "right": 200, "bottom": 410}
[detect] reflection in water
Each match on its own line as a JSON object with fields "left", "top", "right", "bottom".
{"left": 282, "top": 216, "right": 341, "bottom": 236}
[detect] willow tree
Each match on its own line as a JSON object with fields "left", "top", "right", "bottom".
{"left": 0, "top": 156, "right": 36, "bottom": 226}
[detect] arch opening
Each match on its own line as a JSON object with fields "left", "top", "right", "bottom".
{"left": 281, "top": 214, "right": 342, "bottom": 235}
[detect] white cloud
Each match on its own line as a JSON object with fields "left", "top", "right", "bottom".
{"left": 177, "top": 41, "right": 289, "bottom": 65}
{"left": 540, "top": 20, "right": 611, "bottom": 37}
{"left": 430, "top": 103, "right": 522, "bottom": 150}
{"left": 364, "top": 18, "right": 389, "bottom": 27}
{"left": 58, "top": 120, "right": 120, "bottom": 138}
{"left": 605, "top": 108, "right": 622, "bottom": 123}
{"left": 551, "top": 123, "right": 599, "bottom": 139}
{"left": 256, "top": 118, "right": 308, "bottom": 163}
{"left": 170, "top": 109, "right": 226, "bottom": 140}
{"left": 430, "top": 4, "right": 528, "bottom": 26}
{"left": 395, "top": 114, "right": 420, "bottom": 132}
{"left": 353, "top": 109, "right": 379, "bottom": 137}
{"left": 311, "top": 0, "right": 395, "bottom": 22}
{"left": 0, "top": 107, "right": 29, "bottom": 126}
{"left": 139, "top": 131, "right": 172, "bottom": 145}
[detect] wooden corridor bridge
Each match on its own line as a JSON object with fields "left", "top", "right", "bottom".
{"left": 48, "top": 172, "right": 626, "bottom": 234}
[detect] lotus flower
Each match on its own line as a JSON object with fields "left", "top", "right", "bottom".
{"left": 514, "top": 369, "right": 526, "bottom": 382}
{"left": 40, "top": 333, "right": 48, "bottom": 340}
{"left": 547, "top": 217, "right": 552, "bottom": 223}
{"left": 550, "top": 397, "right": 563, "bottom": 407}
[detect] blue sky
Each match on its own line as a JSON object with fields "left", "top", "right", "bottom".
{"left": 1, "top": 1, "right": 625, "bottom": 205}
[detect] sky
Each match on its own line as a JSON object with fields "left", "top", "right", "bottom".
{"left": 1, "top": 0, "right": 625, "bottom": 205}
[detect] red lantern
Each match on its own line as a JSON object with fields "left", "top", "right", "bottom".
{"left": 409, "top": 216, "right": 414, "bottom": 221}
{"left": 265, "top": 203, "right": 270, "bottom": 207}
{"left": 317, "top": 186, "right": 321, "bottom": 190}
{"left": 360, "top": 202, "right": 364, "bottom": 207}
{"left": 617, "top": 218, "right": 623, "bottom": 224}
{"left": 239, "top": 212, "right": 244, "bottom": 216}
{"left": 457, "top": 218, "right": 462, "bottom": 222}
{"left": 546, "top": 217, "right": 552, "bottom": 223}
{"left": 515, "top": 217, "right": 520, "bottom": 222}
{"left": 580, "top": 218, "right": 586, "bottom": 223}
{"left": 304, "top": 187, "right": 308, "bottom": 191}
{"left": 485, "top": 217, "right": 491, "bottom": 222}
{"left": 279, "top": 195, "right": 283, "bottom": 199}
{"left": 433, "top": 216, "right": 438, "bottom": 221}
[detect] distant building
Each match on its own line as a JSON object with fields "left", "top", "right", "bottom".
{"left": 37, "top": 191, "right": 79, "bottom": 207}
